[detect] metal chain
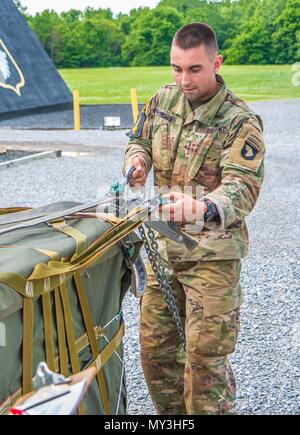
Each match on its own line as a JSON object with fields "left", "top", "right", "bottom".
{"left": 138, "top": 224, "right": 186, "bottom": 350}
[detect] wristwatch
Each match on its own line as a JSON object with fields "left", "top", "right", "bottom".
{"left": 203, "top": 199, "right": 219, "bottom": 223}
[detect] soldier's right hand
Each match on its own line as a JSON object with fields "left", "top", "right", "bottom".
{"left": 127, "top": 156, "right": 147, "bottom": 186}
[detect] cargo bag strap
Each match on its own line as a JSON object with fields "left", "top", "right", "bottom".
{"left": 74, "top": 272, "right": 110, "bottom": 415}
{"left": 0, "top": 207, "right": 144, "bottom": 297}
{"left": 51, "top": 221, "right": 88, "bottom": 260}
{"left": 22, "top": 298, "right": 34, "bottom": 395}
{"left": 0, "top": 207, "right": 29, "bottom": 216}
{"left": 27, "top": 206, "right": 144, "bottom": 284}
{"left": 59, "top": 281, "right": 84, "bottom": 415}
{"left": 0, "top": 317, "right": 125, "bottom": 416}
{"left": 54, "top": 287, "right": 68, "bottom": 376}
{"left": 90, "top": 321, "right": 125, "bottom": 373}
{"left": 42, "top": 292, "right": 55, "bottom": 372}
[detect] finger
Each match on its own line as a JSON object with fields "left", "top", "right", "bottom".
{"left": 130, "top": 176, "right": 146, "bottom": 186}
{"left": 132, "top": 168, "right": 145, "bottom": 178}
{"left": 163, "top": 191, "right": 184, "bottom": 202}
{"left": 132, "top": 157, "right": 144, "bottom": 172}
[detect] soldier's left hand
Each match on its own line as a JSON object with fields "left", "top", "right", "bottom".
{"left": 160, "top": 192, "right": 207, "bottom": 224}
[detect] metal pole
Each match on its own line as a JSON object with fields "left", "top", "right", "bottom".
{"left": 73, "top": 90, "right": 81, "bottom": 131}
{"left": 130, "top": 88, "right": 139, "bottom": 124}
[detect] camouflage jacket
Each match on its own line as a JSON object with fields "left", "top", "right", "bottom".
{"left": 124, "top": 75, "right": 265, "bottom": 261}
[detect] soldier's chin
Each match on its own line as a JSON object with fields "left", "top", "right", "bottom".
{"left": 183, "top": 91, "right": 201, "bottom": 103}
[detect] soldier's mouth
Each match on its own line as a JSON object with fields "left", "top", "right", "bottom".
{"left": 182, "top": 88, "right": 197, "bottom": 91}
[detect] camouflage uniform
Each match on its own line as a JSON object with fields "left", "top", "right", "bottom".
{"left": 124, "top": 75, "right": 265, "bottom": 415}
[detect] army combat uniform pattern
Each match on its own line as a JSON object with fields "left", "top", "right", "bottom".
{"left": 124, "top": 75, "right": 265, "bottom": 415}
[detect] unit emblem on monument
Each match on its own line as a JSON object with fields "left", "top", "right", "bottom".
{"left": 0, "top": 38, "right": 25, "bottom": 96}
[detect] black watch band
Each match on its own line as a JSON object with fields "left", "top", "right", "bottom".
{"left": 203, "top": 199, "right": 218, "bottom": 223}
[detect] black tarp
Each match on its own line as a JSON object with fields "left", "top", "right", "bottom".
{"left": 0, "top": 0, "right": 72, "bottom": 116}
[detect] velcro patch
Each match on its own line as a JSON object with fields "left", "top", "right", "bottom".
{"left": 157, "top": 109, "right": 177, "bottom": 124}
{"left": 229, "top": 123, "right": 265, "bottom": 172}
{"left": 127, "top": 112, "right": 146, "bottom": 139}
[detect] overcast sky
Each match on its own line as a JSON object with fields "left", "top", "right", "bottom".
{"left": 20, "top": 0, "right": 160, "bottom": 15}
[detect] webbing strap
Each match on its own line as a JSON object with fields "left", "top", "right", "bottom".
{"left": 0, "top": 207, "right": 29, "bottom": 216}
{"left": 74, "top": 272, "right": 109, "bottom": 415}
{"left": 0, "top": 207, "right": 144, "bottom": 297}
{"left": 22, "top": 298, "right": 34, "bottom": 395}
{"left": 42, "top": 293, "right": 55, "bottom": 372}
{"left": 59, "top": 281, "right": 84, "bottom": 415}
{"left": 54, "top": 287, "right": 68, "bottom": 376}
{"left": 28, "top": 206, "right": 144, "bottom": 283}
{"left": 91, "top": 322, "right": 125, "bottom": 373}
{"left": 95, "top": 213, "right": 121, "bottom": 225}
{"left": 36, "top": 248, "right": 60, "bottom": 261}
{"left": 0, "top": 320, "right": 125, "bottom": 416}
{"left": 51, "top": 221, "right": 88, "bottom": 260}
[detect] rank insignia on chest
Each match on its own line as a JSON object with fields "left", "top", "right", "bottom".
{"left": 127, "top": 112, "right": 146, "bottom": 138}
{"left": 194, "top": 132, "right": 206, "bottom": 141}
{"left": 157, "top": 109, "right": 177, "bottom": 124}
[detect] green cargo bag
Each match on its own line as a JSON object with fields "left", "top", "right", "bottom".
{"left": 0, "top": 210, "right": 142, "bottom": 415}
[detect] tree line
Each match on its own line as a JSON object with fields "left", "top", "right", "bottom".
{"left": 16, "top": 0, "right": 300, "bottom": 67}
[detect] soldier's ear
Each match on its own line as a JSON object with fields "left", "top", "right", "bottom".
{"left": 214, "top": 55, "right": 223, "bottom": 72}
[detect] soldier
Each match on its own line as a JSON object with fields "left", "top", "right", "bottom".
{"left": 123, "top": 23, "right": 265, "bottom": 415}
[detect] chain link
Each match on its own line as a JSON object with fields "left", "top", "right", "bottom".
{"left": 138, "top": 224, "right": 186, "bottom": 350}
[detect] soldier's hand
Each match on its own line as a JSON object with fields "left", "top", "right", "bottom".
{"left": 127, "top": 156, "right": 147, "bottom": 186}
{"left": 160, "top": 192, "right": 207, "bottom": 224}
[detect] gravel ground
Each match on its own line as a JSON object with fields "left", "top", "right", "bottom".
{"left": 0, "top": 99, "right": 299, "bottom": 415}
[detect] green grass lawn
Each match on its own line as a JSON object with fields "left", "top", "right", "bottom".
{"left": 59, "top": 65, "right": 300, "bottom": 105}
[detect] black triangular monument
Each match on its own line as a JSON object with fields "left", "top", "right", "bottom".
{"left": 0, "top": 0, "right": 72, "bottom": 116}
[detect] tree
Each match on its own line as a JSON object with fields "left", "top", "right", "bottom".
{"left": 272, "top": 0, "right": 300, "bottom": 63}
{"left": 122, "top": 6, "right": 184, "bottom": 66}
{"left": 28, "top": 10, "right": 65, "bottom": 64}
{"left": 223, "top": 0, "right": 289, "bottom": 64}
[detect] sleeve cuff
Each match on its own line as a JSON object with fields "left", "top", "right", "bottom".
{"left": 123, "top": 152, "right": 151, "bottom": 175}
{"left": 203, "top": 192, "right": 237, "bottom": 230}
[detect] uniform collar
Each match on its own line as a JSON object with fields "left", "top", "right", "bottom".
{"left": 183, "top": 74, "right": 228, "bottom": 126}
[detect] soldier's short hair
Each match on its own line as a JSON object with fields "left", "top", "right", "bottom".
{"left": 173, "top": 23, "right": 218, "bottom": 57}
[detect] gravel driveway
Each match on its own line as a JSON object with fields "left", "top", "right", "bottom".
{"left": 0, "top": 99, "right": 299, "bottom": 415}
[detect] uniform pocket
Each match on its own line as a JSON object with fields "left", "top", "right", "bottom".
{"left": 187, "top": 131, "right": 217, "bottom": 180}
{"left": 197, "top": 284, "right": 242, "bottom": 357}
{"left": 152, "top": 118, "right": 172, "bottom": 171}
{"left": 203, "top": 283, "right": 243, "bottom": 318}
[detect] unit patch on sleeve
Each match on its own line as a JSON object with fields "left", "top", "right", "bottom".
{"left": 228, "top": 122, "right": 265, "bottom": 172}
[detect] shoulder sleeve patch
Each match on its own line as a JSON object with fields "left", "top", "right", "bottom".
{"left": 127, "top": 112, "right": 146, "bottom": 139}
{"left": 228, "top": 122, "right": 265, "bottom": 172}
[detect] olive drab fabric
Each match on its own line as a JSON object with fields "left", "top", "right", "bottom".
{"left": 0, "top": 216, "right": 141, "bottom": 415}
{"left": 124, "top": 74, "right": 265, "bottom": 415}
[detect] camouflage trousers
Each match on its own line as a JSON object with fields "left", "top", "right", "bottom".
{"left": 140, "top": 256, "right": 242, "bottom": 415}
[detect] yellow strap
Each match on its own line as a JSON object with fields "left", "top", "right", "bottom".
{"left": 28, "top": 206, "right": 145, "bottom": 283}
{"left": 0, "top": 320, "right": 125, "bottom": 415}
{"left": 59, "top": 281, "right": 84, "bottom": 415}
{"left": 51, "top": 221, "right": 88, "bottom": 260}
{"left": 74, "top": 272, "right": 109, "bottom": 415}
{"left": 22, "top": 298, "right": 34, "bottom": 394}
{"left": 0, "top": 207, "right": 29, "bottom": 215}
{"left": 0, "top": 207, "right": 145, "bottom": 297}
{"left": 91, "top": 322, "right": 125, "bottom": 373}
{"left": 0, "top": 271, "right": 72, "bottom": 298}
{"left": 36, "top": 248, "right": 60, "bottom": 261}
{"left": 54, "top": 287, "right": 68, "bottom": 376}
{"left": 95, "top": 213, "right": 121, "bottom": 225}
{"left": 42, "top": 293, "right": 55, "bottom": 372}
